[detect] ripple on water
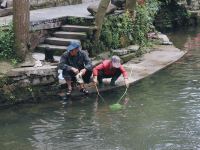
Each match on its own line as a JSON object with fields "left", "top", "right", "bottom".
{"left": 1, "top": 27, "right": 200, "bottom": 150}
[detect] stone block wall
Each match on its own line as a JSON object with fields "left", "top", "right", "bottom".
{"left": 29, "top": 30, "right": 49, "bottom": 51}
{"left": 179, "top": 0, "right": 200, "bottom": 10}
{"left": 6, "top": 66, "right": 58, "bottom": 87}
{"left": 0, "top": 65, "right": 59, "bottom": 105}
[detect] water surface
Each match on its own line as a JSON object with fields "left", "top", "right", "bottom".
{"left": 0, "top": 27, "right": 200, "bottom": 150}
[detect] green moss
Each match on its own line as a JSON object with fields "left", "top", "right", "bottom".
{"left": 65, "top": 17, "right": 94, "bottom": 26}
{"left": 0, "top": 83, "right": 59, "bottom": 105}
{"left": 120, "top": 53, "right": 136, "bottom": 63}
{"left": 0, "top": 76, "right": 10, "bottom": 88}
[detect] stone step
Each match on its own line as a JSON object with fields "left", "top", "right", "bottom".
{"left": 120, "top": 53, "right": 136, "bottom": 64}
{"left": 61, "top": 25, "right": 97, "bottom": 33}
{"left": 111, "top": 45, "right": 140, "bottom": 56}
{"left": 53, "top": 31, "right": 87, "bottom": 40}
{"left": 36, "top": 44, "right": 66, "bottom": 55}
{"left": 45, "top": 37, "right": 80, "bottom": 46}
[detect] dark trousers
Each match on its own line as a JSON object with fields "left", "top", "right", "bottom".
{"left": 63, "top": 69, "right": 92, "bottom": 84}
{"left": 97, "top": 69, "right": 121, "bottom": 84}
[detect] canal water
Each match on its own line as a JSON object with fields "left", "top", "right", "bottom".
{"left": 0, "top": 27, "right": 200, "bottom": 150}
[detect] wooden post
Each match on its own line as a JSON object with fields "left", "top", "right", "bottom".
{"left": 13, "top": 0, "right": 30, "bottom": 61}
{"left": 95, "top": 0, "right": 111, "bottom": 41}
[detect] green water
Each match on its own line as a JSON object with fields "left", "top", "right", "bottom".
{"left": 0, "top": 27, "right": 200, "bottom": 150}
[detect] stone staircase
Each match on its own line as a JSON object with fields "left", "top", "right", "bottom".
{"left": 36, "top": 24, "right": 96, "bottom": 56}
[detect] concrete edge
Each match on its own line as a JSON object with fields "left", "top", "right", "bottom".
{"left": 58, "top": 45, "right": 188, "bottom": 98}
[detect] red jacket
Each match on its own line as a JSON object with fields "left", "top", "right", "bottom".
{"left": 93, "top": 60, "right": 128, "bottom": 79}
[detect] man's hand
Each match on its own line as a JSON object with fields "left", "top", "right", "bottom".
{"left": 71, "top": 67, "right": 79, "bottom": 74}
{"left": 124, "top": 78, "right": 129, "bottom": 88}
{"left": 80, "top": 69, "right": 87, "bottom": 75}
{"left": 93, "top": 76, "right": 98, "bottom": 84}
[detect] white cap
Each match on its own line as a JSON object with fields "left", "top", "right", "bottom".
{"left": 111, "top": 55, "right": 121, "bottom": 68}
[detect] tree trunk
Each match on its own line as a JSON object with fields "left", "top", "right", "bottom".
{"left": 125, "top": 0, "right": 136, "bottom": 17}
{"left": 13, "top": 0, "right": 30, "bottom": 61}
{"left": 95, "top": 0, "right": 110, "bottom": 41}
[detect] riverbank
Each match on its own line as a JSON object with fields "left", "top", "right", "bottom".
{"left": 0, "top": 41, "right": 186, "bottom": 109}
{"left": 0, "top": 1, "right": 187, "bottom": 108}
{"left": 0, "top": 26, "right": 199, "bottom": 150}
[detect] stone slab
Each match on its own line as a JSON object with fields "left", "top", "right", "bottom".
{"left": 111, "top": 45, "right": 140, "bottom": 56}
{"left": 58, "top": 45, "right": 186, "bottom": 98}
{"left": 6, "top": 65, "right": 58, "bottom": 87}
{"left": 0, "top": 7, "right": 12, "bottom": 17}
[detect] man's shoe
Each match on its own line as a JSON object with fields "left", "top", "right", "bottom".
{"left": 80, "top": 88, "right": 89, "bottom": 95}
{"left": 66, "top": 89, "right": 72, "bottom": 96}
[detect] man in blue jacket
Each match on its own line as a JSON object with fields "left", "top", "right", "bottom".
{"left": 59, "top": 41, "right": 93, "bottom": 95}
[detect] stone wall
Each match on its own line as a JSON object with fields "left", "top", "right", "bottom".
{"left": 6, "top": 66, "right": 58, "bottom": 87}
{"left": 29, "top": 30, "right": 49, "bottom": 51}
{"left": 0, "top": 65, "right": 58, "bottom": 105}
{"left": 179, "top": 0, "right": 200, "bottom": 10}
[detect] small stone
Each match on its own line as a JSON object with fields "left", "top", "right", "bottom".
{"left": 162, "top": 41, "right": 173, "bottom": 45}
{"left": 32, "top": 78, "right": 40, "bottom": 85}
{"left": 120, "top": 53, "right": 136, "bottom": 63}
{"left": 34, "top": 60, "right": 43, "bottom": 67}
{"left": 0, "top": 1, "right": 7, "bottom": 8}
{"left": 87, "top": 3, "right": 117, "bottom": 16}
{"left": 127, "top": 45, "right": 140, "bottom": 52}
{"left": 157, "top": 33, "right": 173, "bottom": 45}
{"left": 111, "top": 0, "right": 125, "bottom": 8}
{"left": 112, "top": 49, "right": 129, "bottom": 56}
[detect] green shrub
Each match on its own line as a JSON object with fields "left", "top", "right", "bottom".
{"left": 85, "top": 1, "right": 160, "bottom": 56}
{"left": 100, "top": 11, "right": 135, "bottom": 49}
{"left": 100, "top": 1, "right": 159, "bottom": 50}
{"left": 82, "top": 39, "right": 106, "bottom": 56}
{"left": 0, "top": 24, "right": 15, "bottom": 60}
{"left": 133, "top": 5, "right": 151, "bottom": 46}
{"left": 0, "top": 24, "right": 20, "bottom": 65}
{"left": 154, "top": 1, "right": 190, "bottom": 32}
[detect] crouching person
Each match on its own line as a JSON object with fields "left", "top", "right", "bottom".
{"left": 59, "top": 41, "right": 93, "bottom": 96}
{"left": 93, "top": 55, "right": 129, "bottom": 88}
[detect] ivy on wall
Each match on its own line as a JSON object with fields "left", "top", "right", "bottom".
{"left": 154, "top": 0, "right": 190, "bottom": 32}
{"left": 102, "top": 1, "right": 160, "bottom": 48}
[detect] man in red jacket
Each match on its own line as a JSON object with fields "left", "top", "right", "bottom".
{"left": 93, "top": 55, "right": 129, "bottom": 88}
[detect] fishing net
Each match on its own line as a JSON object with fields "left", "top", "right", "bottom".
{"left": 109, "top": 103, "right": 123, "bottom": 111}
{"left": 109, "top": 87, "right": 128, "bottom": 111}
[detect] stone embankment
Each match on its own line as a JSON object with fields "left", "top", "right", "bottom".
{"left": 0, "top": 34, "right": 186, "bottom": 107}
{"left": 0, "top": 1, "right": 188, "bottom": 108}
{"left": 58, "top": 44, "right": 186, "bottom": 98}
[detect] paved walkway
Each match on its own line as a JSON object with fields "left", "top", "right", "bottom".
{"left": 0, "top": 1, "right": 99, "bottom": 26}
